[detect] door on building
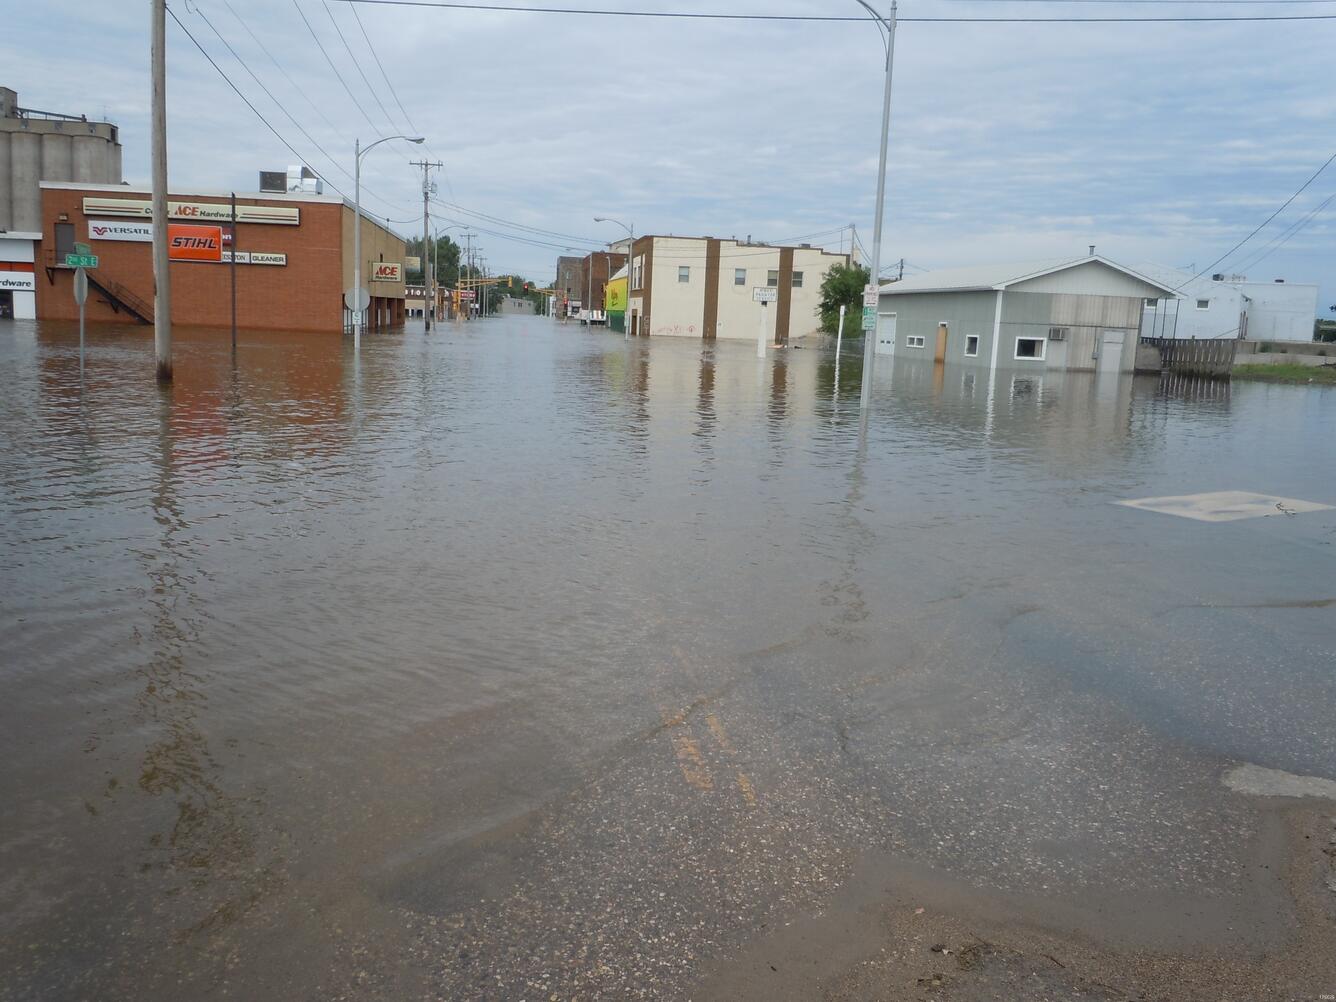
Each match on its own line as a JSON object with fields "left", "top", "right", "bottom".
{"left": 934, "top": 323, "right": 948, "bottom": 363}
{"left": 0, "top": 292, "right": 12, "bottom": 319}
{"left": 875, "top": 312, "right": 896, "bottom": 355}
{"left": 1097, "top": 330, "right": 1125, "bottom": 373}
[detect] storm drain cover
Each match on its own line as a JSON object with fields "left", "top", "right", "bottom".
{"left": 1116, "top": 490, "right": 1333, "bottom": 522}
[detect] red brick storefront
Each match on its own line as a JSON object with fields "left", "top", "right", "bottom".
{"left": 36, "top": 183, "right": 406, "bottom": 333}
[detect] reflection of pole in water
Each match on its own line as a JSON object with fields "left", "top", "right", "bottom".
{"left": 133, "top": 392, "right": 270, "bottom": 931}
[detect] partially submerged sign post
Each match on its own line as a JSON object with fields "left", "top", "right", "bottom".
{"left": 72, "top": 265, "right": 90, "bottom": 373}
{"left": 753, "top": 287, "right": 778, "bottom": 358}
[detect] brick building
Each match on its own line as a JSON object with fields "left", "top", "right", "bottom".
{"left": 36, "top": 182, "right": 407, "bottom": 333}
{"left": 576, "top": 250, "right": 627, "bottom": 322}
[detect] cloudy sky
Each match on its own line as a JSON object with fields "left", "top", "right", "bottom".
{"left": 9, "top": 0, "right": 1334, "bottom": 310}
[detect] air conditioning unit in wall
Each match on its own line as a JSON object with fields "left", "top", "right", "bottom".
{"left": 1047, "top": 326, "right": 1069, "bottom": 341}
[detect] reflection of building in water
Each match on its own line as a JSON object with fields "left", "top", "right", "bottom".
{"left": 876, "top": 255, "right": 1177, "bottom": 374}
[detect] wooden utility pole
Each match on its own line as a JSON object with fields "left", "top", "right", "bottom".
{"left": 410, "top": 159, "right": 442, "bottom": 330}
{"left": 151, "top": 0, "right": 172, "bottom": 382}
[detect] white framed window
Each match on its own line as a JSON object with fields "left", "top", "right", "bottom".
{"left": 791, "top": 271, "right": 804, "bottom": 288}
{"left": 767, "top": 270, "right": 779, "bottom": 287}
{"left": 678, "top": 266, "right": 690, "bottom": 283}
{"left": 1144, "top": 298, "right": 1158, "bottom": 308}
{"left": 1014, "top": 337, "right": 1046, "bottom": 360}
{"left": 734, "top": 268, "right": 746, "bottom": 286}
{"left": 964, "top": 335, "right": 979, "bottom": 357}
{"left": 1195, "top": 298, "right": 1210, "bottom": 310}
{"left": 906, "top": 335, "right": 926, "bottom": 348}
{"left": 632, "top": 255, "right": 644, "bottom": 290}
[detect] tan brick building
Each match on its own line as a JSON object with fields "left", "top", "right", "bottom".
{"left": 36, "top": 182, "right": 406, "bottom": 333}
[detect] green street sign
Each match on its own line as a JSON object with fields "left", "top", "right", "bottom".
{"left": 74, "top": 242, "right": 92, "bottom": 255}
{"left": 65, "top": 254, "right": 98, "bottom": 269}
{"left": 861, "top": 305, "right": 877, "bottom": 331}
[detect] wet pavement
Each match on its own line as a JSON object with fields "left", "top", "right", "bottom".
{"left": 2, "top": 315, "right": 1334, "bottom": 1000}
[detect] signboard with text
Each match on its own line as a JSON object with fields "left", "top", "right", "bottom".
{"left": 863, "top": 285, "right": 880, "bottom": 308}
{"left": 861, "top": 306, "right": 877, "bottom": 331}
{"left": 82, "top": 197, "right": 300, "bottom": 226}
{"left": 168, "top": 224, "right": 224, "bottom": 262}
{"left": 0, "top": 271, "right": 36, "bottom": 292}
{"left": 87, "top": 219, "right": 153, "bottom": 242}
{"left": 752, "top": 287, "right": 778, "bottom": 304}
{"left": 370, "top": 262, "right": 402, "bottom": 283}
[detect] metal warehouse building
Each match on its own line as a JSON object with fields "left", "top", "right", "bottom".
{"left": 36, "top": 182, "right": 407, "bottom": 333}
{"left": 875, "top": 255, "right": 1178, "bottom": 373}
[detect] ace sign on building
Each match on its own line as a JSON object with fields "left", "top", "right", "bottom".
{"left": 371, "top": 262, "right": 402, "bottom": 283}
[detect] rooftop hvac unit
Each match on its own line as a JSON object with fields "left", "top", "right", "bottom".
{"left": 286, "top": 164, "right": 323, "bottom": 195}
{"left": 258, "top": 170, "right": 287, "bottom": 193}
{"left": 1212, "top": 273, "right": 1224, "bottom": 281}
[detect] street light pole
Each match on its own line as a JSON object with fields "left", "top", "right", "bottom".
{"left": 594, "top": 217, "right": 633, "bottom": 339}
{"left": 352, "top": 134, "right": 424, "bottom": 346}
{"left": 854, "top": 0, "right": 897, "bottom": 411}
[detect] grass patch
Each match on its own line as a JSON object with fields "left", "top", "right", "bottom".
{"left": 1233, "top": 362, "right": 1336, "bottom": 385}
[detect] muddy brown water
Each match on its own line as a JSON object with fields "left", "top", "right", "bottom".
{"left": 2, "top": 316, "right": 1335, "bottom": 1000}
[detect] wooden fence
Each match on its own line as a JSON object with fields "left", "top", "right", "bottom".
{"left": 1140, "top": 336, "right": 1239, "bottom": 378}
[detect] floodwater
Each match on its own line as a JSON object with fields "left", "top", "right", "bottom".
{"left": 2, "top": 315, "right": 1335, "bottom": 1001}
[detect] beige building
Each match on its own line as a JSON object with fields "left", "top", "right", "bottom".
{"left": 625, "top": 236, "right": 847, "bottom": 342}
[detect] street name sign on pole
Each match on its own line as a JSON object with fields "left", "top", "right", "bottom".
{"left": 73, "top": 267, "right": 89, "bottom": 374}
{"left": 65, "top": 254, "right": 98, "bottom": 269}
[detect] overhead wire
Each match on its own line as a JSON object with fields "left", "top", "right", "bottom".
{"left": 167, "top": 5, "right": 413, "bottom": 227}
{"left": 1233, "top": 189, "right": 1336, "bottom": 273}
{"left": 291, "top": 0, "right": 383, "bottom": 133}
{"left": 321, "top": 0, "right": 401, "bottom": 133}
{"left": 326, "top": 0, "right": 1336, "bottom": 21}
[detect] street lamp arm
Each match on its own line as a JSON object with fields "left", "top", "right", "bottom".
{"left": 359, "top": 134, "right": 425, "bottom": 161}
{"left": 851, "top": 0, "right": 890, "bottom": 53}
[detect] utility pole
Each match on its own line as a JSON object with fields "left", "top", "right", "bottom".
{"left": 410, "top": 159, "right": 442, "bottom": 330}
{"left": 151, "top": 0, "right": 172, "bottom": 382}
{"left": 898, "top": 257, "right": 904, "bottom": 281}
{"left": 857, "top": 0, "right": 897, "bottom": 412}
{"left": 230, "top": 192, "right": 238, "bottom": 353}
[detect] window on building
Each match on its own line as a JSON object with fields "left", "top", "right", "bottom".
{"left": 1014, "top": 337, "right": 1046, "bottom": 360}
{"left": 1144, "top": 298, "right": 1158, "bottom": 308}
{"left": 964, "top": 335, "right": 979, "bottom": 357}
{"left": 791, "top": 271, "right": 804, "bottom": 288}
{"left": 906, "top": 335, "right": 926, "bottom": 348}
{"left": 734, "top": 268, "right": 746, "bottom": 286}
{"left": 767, "top": 270, "right": 779, "bottom": 288}
{"left": 1195, "top": 298, "right": 1210, "bottom": 310}
{"left": 678, "top": 266, "right": 690, "bottom": 283}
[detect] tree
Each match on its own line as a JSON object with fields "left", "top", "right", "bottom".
{"left": 403, "top": 235, "right": 462, "bottom": 286}
{"left": 817, "top": 262, "right": 872, "bottom": 334}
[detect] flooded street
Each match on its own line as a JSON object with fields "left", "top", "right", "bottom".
{"left": 3, "top": 315, "right": 1335, "bottom": 1000}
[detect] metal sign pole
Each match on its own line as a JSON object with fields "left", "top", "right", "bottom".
{"left": 757, "top": 302, "right": 768, "bottom": 359}
{"left": 230, "top": 192, "right": 238, "bottom": 353}
{"left": 73, "top": 266, "right": 89, "bottom": 376}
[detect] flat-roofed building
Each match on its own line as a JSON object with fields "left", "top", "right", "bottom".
{"left": 36, "top": 182, "right": 407, "bottom": 333}
{"left": 624, "top": 236, "right": 847, "bottom": 341}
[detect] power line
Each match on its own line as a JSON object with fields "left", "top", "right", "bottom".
{"left": 1233, "top": 189, "right": 1336, "bottom": 273}
{"left": 322, "top": 0, "right": 400, "bottom": 132}
{"left": 1177, "top": 147, "right": 1336, "bottom": 289}
{"left": 195, "top": 1, "right": 414, "bottom": 215}
{"left": 328, "top": 0, "right": 1336, "bottom": 20}
{"left": 348, "top": 1, "right": 419, "bottom": 135}
{"left": 167, "top": 6, "right": 411, "bottom": 226}
{"left": 291, "top": 0, "right": 382, "bottom": 133}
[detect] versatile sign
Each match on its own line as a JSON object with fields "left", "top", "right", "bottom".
{"left": 168, "top": 224, "right": 224, "bottom": 262}
{"left": 64, "top": 253, "right": 99, "bottom": 268}
{"left": 0, "top": 272, "right": 36, "bottom": 292}
{"left": 370, "top": 262, "right": 401, "bottom": 283}
{"left": 752, "top": 287, "right": 778, "bottom": 304}
{"left": 863, "top": 285, "right": 880, "bottom": 308}
{"left": 82, "top": 197, "right": 300, "bottom": 226}
{"left": 861, "top": 306, "right": 877, "bottom": 331}
{"left": 87, "top": 219, "right": 153, "bottom": 242}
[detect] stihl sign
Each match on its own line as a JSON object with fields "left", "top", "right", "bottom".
{"left": 168, "top": 224, "right": 224, "bottom": 262}
{"left": 370, "top": 262, "right": 402, "bottom": 282}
